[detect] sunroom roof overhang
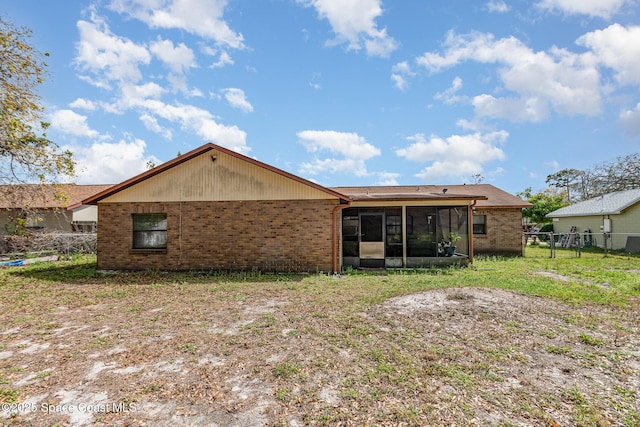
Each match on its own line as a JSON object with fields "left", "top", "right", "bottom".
{"left": 346, "top": 193, "right": 487, "bottom": 204}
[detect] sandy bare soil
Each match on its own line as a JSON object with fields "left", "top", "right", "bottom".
{"left": 0, "top": 276, "right": 638, "bottom": 426}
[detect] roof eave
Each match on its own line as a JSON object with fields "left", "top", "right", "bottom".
{"left": 548, "top": 210, "right": 621, "bottom": 218}
{"left": 350, "top": 195, "right": 488, "bottom": 202}
{"left": 476, "top": 204, "right": 532, "bottom": 209}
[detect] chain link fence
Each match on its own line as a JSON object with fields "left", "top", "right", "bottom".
{"left": 523, "top": 232, "right": 640, "bottom": 258}
{"left": 0, "top": 232, "right": 96, "bottom": 259}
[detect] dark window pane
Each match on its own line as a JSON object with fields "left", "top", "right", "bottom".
{"left": 343, "top": 241, "right": 359, "bottom": 257}
{"left": 342, "top": 216, "right": 359, "bottom": 242}
{"left": 133, "top": 214, "right": 167, "bottom": 231}
{"left": 132, "top": 214, "right": 167, "bottom": 249}
{"left": 473, "top": 215, "right": 486, "bottom": 234}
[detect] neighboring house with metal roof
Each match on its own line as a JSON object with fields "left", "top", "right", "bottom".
{"left": 0, "top": 184, "right": 113, "bottom": 234}
{"left": 82, "top": 143, "right": 530, "bottom": 272}
{"left": 546, "top": 188, "right": 640, "bottom": 250}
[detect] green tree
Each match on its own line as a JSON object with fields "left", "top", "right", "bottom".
{"left": 517, "top": 187, "right": 569, "bottom": 225}
{"left": 545, "top": 168, "right": 580, "bottom": 203}
{"left": 0, "top": 18, "right": 75, "bottom": 234}
{"left": 1, "top": 18, "right": 75, "bottom": 184}
{"left": 545, "top": 153, "right": 640, "bottom": 203}
{"left": 0, "top": 18, "right": 75, "bottom": 231}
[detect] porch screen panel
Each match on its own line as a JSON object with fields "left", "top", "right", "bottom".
{"left": 436, "top": 207, "right": 469, "bottom": 255}
{"left": 342, "top": 214, "right": 359, "bottom": 257}
{"left": 406, "top": 207, "right": 437, "bottom": 257}
{"left": 385, "top": 209, "right": 402, "bottom": 257}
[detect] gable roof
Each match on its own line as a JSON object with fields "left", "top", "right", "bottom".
{"left": 332, "top": 184, "right": 530, "bottom": 208}
{"left": 0, "top": 184, "right": 113, "bottom": 210}
{"left": 82, "top": 143, "right": 350, "bottom": 205}
{"left": 547, "top": 188, "right": 640, "bottom": 217}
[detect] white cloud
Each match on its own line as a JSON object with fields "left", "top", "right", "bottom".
{"left": 165, "top": 73, "right": 203, "bottom": 96}
{"left": 69, "top": 98, "right": 97, "bottom": 111}
{"left": 113, "top": 82, "right": 166, "bottom": 113}
{"left": 108, "top": 0, "right": 245, "bottom": 48}
{"left": 536, "top": 0, "right": 628, "bottom": 18}
{"left": 123, "top": 82, "right": 167, "bottom": 101}
{"left": 391, "top": 61, "right": 415, "bottom": 91}
{"left": 455, "top": 118, "right": 489, "bottom": 132}
{"left": 300, "top": 0, "right": 397, "bottom": 57}
{"left": 70, "top": 6, "right": 250, "bottom": 155}
{"left": 49, "top": 110, "right": 100, "bottom": 138}
{"left": 140, "top": 113, "right": 173, "bottom": 140}
{"left": 91, "top": 78, "right": 248, "bottom": 152}
{"left": 298, "top": 130, "right": 380, "bottom": 159}
{"left": 297, "top": 130, "right": 380, "bottom": 177}
{"left": 416, "top": 31, "right": 602, "bottom": 121}
{"left": 485, "top": 0, "right": 510, "bottom": 13}
{"left": 472, "top": 94, "right": 551, "bottom": 122}
{"left": 577, "top": 24, "right": 640, "bottom": 86}
{"left": 618, "top": 103, "right": 640, "bottom": 137}
{"left": 376, "top": 171, "right": 400, "bottom": 185}
{"left": 434, "top": 77, "right": 464, "bottom": 105}
{"left": 68, "top": 139, "right": 160, "bottom": 184}
{"left": 309, "top": 72, "right": 322, "bottom": 90}
{"left": 150, "top": 38, "right": 196, "bottom": 73}
{"left": 396, "top": 132, "right": 507, "bottom": 181}
{"left": 221, "top": 88, "right": 254, "bottom": 112}
{"left": 210, "top": 50, "right": 234, "bottom": 68}
{"left": 545, "top": 160, "right": 560, "bottom": 169}
{"left": 144, "top": 101, "right": 248, "bottom": 153}
{"left": 299, "top": 158, "right": 371, "bottom": 177}
{"left": 200, "top": 44, "right": 234, "bottom": 68}
{"left": 75, "top": 12, "right": 151, "bottom": 86}
{"left": 390, "top": 74, "right": 408, "bottom": 91}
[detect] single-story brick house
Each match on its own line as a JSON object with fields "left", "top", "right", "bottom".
{"left": 0, "top": 184, "right": 113, "bottom": 234}
{"left": 546, "top": 188, "right": 640, "bottom": 250}
{"left": 83, "top": 143, "right": 530, "bottom": 272}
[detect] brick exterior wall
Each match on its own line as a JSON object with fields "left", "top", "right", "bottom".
{"left": 97, "top": 199, "right": 339, "bottom": 272}
{"left": 473, "top": 208, "right": 524, "bottom": 256}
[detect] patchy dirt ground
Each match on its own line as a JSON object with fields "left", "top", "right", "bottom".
{"left": 0, "top": 271, "right": 638, "bottom": 426}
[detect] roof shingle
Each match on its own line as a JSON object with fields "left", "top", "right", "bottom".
{"left": 0, "top": 184, "right": 114, "bottom": 210}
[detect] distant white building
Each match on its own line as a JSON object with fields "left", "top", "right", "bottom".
{"left": 546, "top": 189, "right": 640, "bottom": 251}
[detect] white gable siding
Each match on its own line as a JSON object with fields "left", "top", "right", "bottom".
{"left": 101, "top": 149, "right": 337, "bottom": 203}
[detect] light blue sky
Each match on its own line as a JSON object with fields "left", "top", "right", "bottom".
{"left": 2, "top": 0, "right": 639, "bottom": 194}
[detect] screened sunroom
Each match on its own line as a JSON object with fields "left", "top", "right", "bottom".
{"left": 334, "top": 186, "right": 486, "bottom": 269}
